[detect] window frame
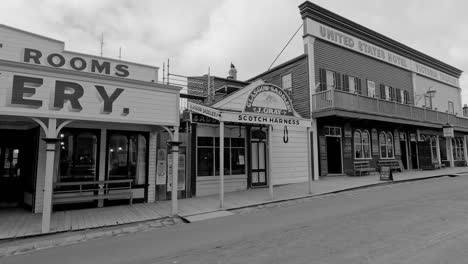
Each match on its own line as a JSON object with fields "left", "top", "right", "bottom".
{"left": 448, "top": 101, "right": 455, "bottom": 114}
{"left": 325, "top": 70, "right": 336, "bottom": 90}
{"left": 196, "top": 136, "right": 246, "bottom": 177}
{"left": 367, "top": 80, "right": 376, "bottom": 98}
{"left": 354, "top": 129, "right": 371, "bottom": 159}
{"left": 379, "top": 131, "right": 394, "bottom": 159}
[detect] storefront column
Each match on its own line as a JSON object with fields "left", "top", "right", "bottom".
{"left": 307, "top": 127, "right": 313, "bottom": 194}
{"left": 436, "top": 136, "right": 442, "bottom": 165}
{"left": 98, "top": 128, "right": 107, "bottom": 207}
{"left": 447, "top": 137, "right": 455, "bottom": 167}
{"left": 219, "top": 121, "right": 224, "bottom": 208}
{"left": 171, "top": 128, "right": 180, "bottom": 216}
{"left": 268, "top": 125, "right": 274, "bottom": 200}
{"left": 311, "top": 119, "right": 320, "bottom": 180}
{"left": 41, "top": 118, "right": 57, "bottom": 234}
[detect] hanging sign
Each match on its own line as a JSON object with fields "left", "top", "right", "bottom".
{"left": 244, "top": 84, "right": 294, "bottom": 116}
{"left": 443, "top": 125, "right": 454, "bottom": 138}
{"left": 156, "top": 149, "right": 167, "bottom": 185}
{"left": 187, "top": 102, "right": 221, "bottom": 120}
{"left": 222, "top": 112, "right": 311, "bottom": 127}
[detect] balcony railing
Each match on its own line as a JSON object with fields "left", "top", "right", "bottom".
{"left": 312, "top": 89, "right": 468, "bottom": 129}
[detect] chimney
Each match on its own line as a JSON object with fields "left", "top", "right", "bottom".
{"left": 227, "top": 63, "right": 237, "bottom": 80}
{"left": 463, "top": 104, "right": 468, "bottom": 117}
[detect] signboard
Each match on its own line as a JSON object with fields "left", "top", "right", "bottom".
{"left": 244, "top": 84, "right": 294, "bottom": 116}
{"left": 443, "top": 125, "right": 454, "bottom": 138}
{"left": 222, "top": 112, "right": 311, "bottom": 127}
{"left": 187, "top": 102, "right": 221, "bottom": 120}
{"left": 0, "top": 72, "right": 178, "bottom": 125}
{"left": 156, "top": 149, "right": 167, "bottom": 185}
{"left": 167, "top": 154, "right": 186, "bottom": 191}
{"left": 306, "top": 20, "right": 459, "bottom": 87}
{"left": 380, "top": 166, "right": 393, "bottom": 181}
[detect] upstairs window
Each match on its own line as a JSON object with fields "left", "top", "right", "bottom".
{"left": 344, "top": 75, "right": 361, "bottom": 94}
{"left": 326, "top": 70, "right": 336, "bottom": 90}
{"left": 448, "top": 101, "right": 455, "bottom": 114}
{"left": 367, "top": 80, "right": 376, "bottom": 98}
{"left": 425, "top": 94, "right": 433, "bottom": 109}
{"left": 281, "top": 73, "right": 292, "bottom": 98}
{"left": 319, "top": 69, "right": 341, "bottom": 91}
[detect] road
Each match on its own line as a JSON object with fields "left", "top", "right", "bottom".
{"left": 4, "top": 175, "right": 468, "bottom": 264}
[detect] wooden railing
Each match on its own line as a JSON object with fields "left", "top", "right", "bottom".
{"left": 312, "top": 89, "right": 468, "bottom": 128}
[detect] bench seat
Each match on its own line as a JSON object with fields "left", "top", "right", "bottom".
{"left": 353, "top": 161, "right": 376, "bottom": 176}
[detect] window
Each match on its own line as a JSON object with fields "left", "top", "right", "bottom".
{"left": 429, "top": 136, "right": 438, "bottom": 163}
{"left": 452, "top": 138, "right": 465, "bottom": 161}
{"left": 58, "top": 129, "right": 99, "bottom": 183}
{"left": 197, "top": 136, "right": 245, "bottom": 176}
{"left": 448, "top": 101, "right": 454, "bottom": 114}
{"left": 282, "top": 73, "right": 292, "bottom": 98}
{"left": 403, "top": 90, "right": 409, "bottom": 104}
{"left": 344, "top": 75, "right": 360, "bottom": 94}
{"left": 425, "top": 95, "right": 433, "bottom": 109}
{"left": 379, "top": 132, "right": 394, "bottom": 159}
{"left": 367, "top": 80, "right": 376, "bottom": 97}
{"left": 354, "top": 130, "right": 371, "bottom": 159}
{"left": 385, "top": 86, "right": 391, "bottom": 100}
{"left": 324, "top": 126, "right": 341, "bottom": 137}
{"left": 107, "top": 131, "right": 148, "bottom": 185}
{"left": 326, "top": 70, "right": 335, "bottom": 90}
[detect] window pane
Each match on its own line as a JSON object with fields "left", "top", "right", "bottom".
{"left": 387, "top": 133, "right": 394, "bottom": 158}
{"left": 231, "top": 138, "right": 245, "bottom": 148}
{"left": 59, "top": 131, "right": 98, "bottom": 183}
{"left": 326, "top": 71, "right": 335, "bottom": 89}
{"left": 367, "top": 81, "right": 375, "bottom": 97}
{"left": 379, "top": 133, "right": 386, "bottom": 158}
{"left": 108, "top": 134, "right": 129, "bottom": 180}
{"left": 198, "top": 137, "right": 213, "bottom": 147}
{"left": 197, "top": 148, "right": 213, "bottom": 176}
{"left": 282, "top": 74, "right": 292, "bottom": 90}
{"left": 349, "top": 76, "right": 355, "bottom": 93}
{"left": 231, "top": 148, "right": 245, "bottom": 174}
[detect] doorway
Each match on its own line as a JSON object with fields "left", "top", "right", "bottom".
{"left": 410, "top": 141, "right": 419, "bottom": 169}
{"left": 0, "top": 129, "right": 37, "bottom": 209}
{"left": 250, "top": 130, "right": 267, "bottom": 187}
{"left": 399, "top": 133, "right": 408, "bottom": 170}
{"left": 326, "top": 137, "right": 342, "bottom": 174}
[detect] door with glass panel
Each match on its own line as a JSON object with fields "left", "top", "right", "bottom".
{"left": 250, "top": 130, "right": 267, "bottom": 187}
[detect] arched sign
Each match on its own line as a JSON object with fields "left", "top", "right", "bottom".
{"left": 244, "top": 84, "right": 294, "bottom": 116}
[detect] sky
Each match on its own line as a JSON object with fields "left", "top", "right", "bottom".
{"left": 1, "top": 0, "right": 467, "bottom": 104}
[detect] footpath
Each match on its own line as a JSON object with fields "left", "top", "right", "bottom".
{"left": 1, "top": 167, "right": 467, "bottom": 257}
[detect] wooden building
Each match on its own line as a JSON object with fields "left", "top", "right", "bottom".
{"left": 0, "top": 24, "right": 181, "bottom": 232}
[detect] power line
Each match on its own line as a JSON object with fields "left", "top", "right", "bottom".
{"left": 268, "top": 24, "right": 303, "bottom": 70}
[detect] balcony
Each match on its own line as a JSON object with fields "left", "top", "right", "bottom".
{"left": 312, "top": 89, "right": 468, "bottom": 131}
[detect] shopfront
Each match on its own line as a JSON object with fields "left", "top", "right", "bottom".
{"left": 184, "top": 81, "right": 312, "bottom": 202}
{"left": 0, "top": 25, "right": 180, "bottom": 232}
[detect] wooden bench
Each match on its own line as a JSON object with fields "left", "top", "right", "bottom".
{"left": 378, "top": 160, "right": 402, "bottom": 172}
{"left": 53, "top": 179, "right": 133, "bottom": 205}
{"left": 353, "top": 161, "right": 376, "bottom": 176}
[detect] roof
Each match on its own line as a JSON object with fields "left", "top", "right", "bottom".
{"left": 299, "top": 1, "right": 463, "bottom": 77}
{"left": 247, "top": 54, "right": 308, "bottom": 82}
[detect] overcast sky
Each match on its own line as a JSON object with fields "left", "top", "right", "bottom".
{"left": 1, "top": 0, "right": 467, "bottom": 104}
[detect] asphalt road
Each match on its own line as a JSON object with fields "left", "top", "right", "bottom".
{"left": 4, "top": 175, "right": 468, "bottom": 264}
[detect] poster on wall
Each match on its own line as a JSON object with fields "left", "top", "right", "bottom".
{"left": 167, "top": 154, "right": 186, "bottom": 191}
{"left": 156, "top": 149, "right": 167, "bottom": 185}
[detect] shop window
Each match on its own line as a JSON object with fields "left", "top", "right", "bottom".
{"left": 354, "top": 130, "right": 371, "bottom": 159}
{"left": 452, "top": 138, "right": 465, "bottom": 161}
{"left": 379, "top": 131, "right": 394, "bottom": 159}
{"left": 282, "top": 73, "right": 292, "bottom": 98}
{"left": 367, "top": 80, "right": 376, "bottom": 98}
{"left": 197, "top": 136, "right": 245, "bottom": 177}
{"left": 58, "top": 129, "right": 99, "bottom": 183}
{"left": 107, "top": 132, "right": 148, "bottom": 186}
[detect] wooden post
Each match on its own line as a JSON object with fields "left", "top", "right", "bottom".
{"left": 219, "top": 121, "right": 224, "bottom": 208}
{"left": 41, "top": 118, "right": 57, "bottom": 233}
{"left": 268, "top": 125, "right": 274, "bottom": 200}
{"left": 171, "top": 128, "right": 179, "bottom": 216}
